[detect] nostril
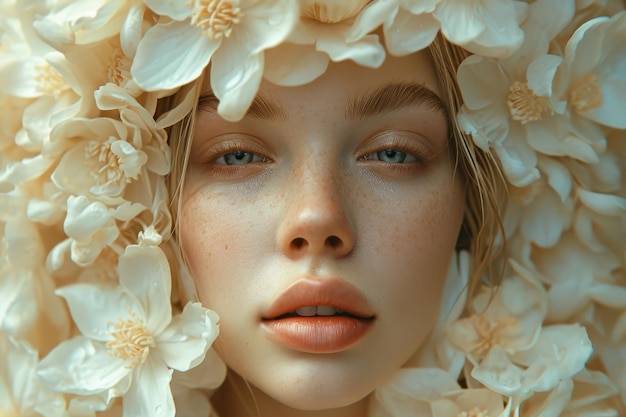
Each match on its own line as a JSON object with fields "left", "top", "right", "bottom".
{"left": 326, "top": 235, "right": 342, "bottom": 248}
{"left": 291, "top": 237, "right": 306, "bottom": 249}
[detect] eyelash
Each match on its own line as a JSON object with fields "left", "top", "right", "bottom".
{"left": 200, "top": 140, "right": 272, "bottom": 173}
{"left": 199, "top": 135, "right": 433, "bottom": 176}
{"left": 358, "top": 136, "right": 433, "bottom": 172}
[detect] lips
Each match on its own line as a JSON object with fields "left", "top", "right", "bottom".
{"left": 261, "top": 278, "right": 375, "bottom": 353}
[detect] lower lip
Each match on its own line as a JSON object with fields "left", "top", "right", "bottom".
{"left": 262, "top": 316, "right": 374, "bottom": 353}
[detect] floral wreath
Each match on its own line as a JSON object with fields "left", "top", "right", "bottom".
{"left": 1, "top": 0, "right": 625, "bottom": 416}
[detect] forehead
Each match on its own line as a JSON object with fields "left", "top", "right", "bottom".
{"left": 258, "top": 49, "right": 442, "bottom": 110}
{"left": 198, "top": 50, "right": 445, "bottom": 123}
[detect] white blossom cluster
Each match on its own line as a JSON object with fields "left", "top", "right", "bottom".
{"left": 0, "top": 1, "right": 624, "bottom": 416}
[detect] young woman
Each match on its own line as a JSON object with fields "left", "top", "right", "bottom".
{"left": 176, "top": 46, "right": 475, "bottom": 417}
{"left": 1, "top": 1, "right": 625, "bottom": 417}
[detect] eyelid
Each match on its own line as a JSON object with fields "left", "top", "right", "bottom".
{"left": 194, "top": 135, "right": 273, "bottom": 165}
{"left": 358, "top": 130, "right": 435, "bottom": 163}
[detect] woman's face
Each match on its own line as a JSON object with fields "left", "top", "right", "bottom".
{"left": 180, "top": 51, "right": 465, "bottom": 411}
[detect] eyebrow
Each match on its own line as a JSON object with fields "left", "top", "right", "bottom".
{"left": 345, "top": 81, "right": 448, "bottom": 120}
{"left": 196, "top": 81, "right": 447, "bottom": 122}
{"left": 197, "top": 91, "right": 287, "bottom": 121}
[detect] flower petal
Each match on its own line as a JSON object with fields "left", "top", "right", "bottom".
{"left": 513, "top": 324, "right": 593, "bottom": 392}
{"left": 520, "top": 187, "right": 570, "bottom": 248}
{"left": 527, "top": 54, "right": 563, "bottom": 98}
{"left": 156, "top": 302, "right": 220, "bottom": 372}
{"left": 578, "top": 189, "right": 626, "bottom": 216}
{"left": 118, "top": 238, "right": 172, "bottom": 335}
{"left": 383, "top": 9, "right": 439, "bottom": 56}
{"left": 123, "top": 355, "right": 174, "bottom": 417}
{"left": 144, "top": 0, "right": 193, "bottom": 20}
{"left": 493, "top": 138, "right": 540, "bottom": 187}
{"left": 586, "top": 79, "right": 626, "bottom": 129}
{"left": 131, "top": 20, "right": 218, "bottom": 91}
{"left": 56, "top": 283, "right": 144, "bottom": 342}
{"left": 120, "top": 3, "right": 146, "bottom": 58}
{"left": 210, "top": 43, "right": 264, "bottom": 121}
{"left": 472, "top": 346, "right": 525, "bottom": 396}
{"left": 240, "top": 0, "right": 299, "bottom": 54}
{"left": 37, "top": 336, "right": 130, "bottom": 395}
{"left": 264, "top": 43, "right": 329, "bottom": 86}
{"left": 172, "top": 349, "right": 227, "bottom": 390}
{"left": 0, "top": 57, "right": 44, "bottom": 98}
{"left": 435, "top": 0, "right": 486, "bottom": 42}
{"left": 317, "top": 33, "right": 386, "bottom": 68}
{"left": 347, "top": 0, "right": 398, "bottom": 43}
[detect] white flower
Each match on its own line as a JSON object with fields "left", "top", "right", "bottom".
{"left": 42, "top": 102, "right": 169, "bottom": 242}
{"left": 50, "top": 116, "right": 163, "bottom": 204}
{"left": 37, "top": 227, "right": 220, "bottom": 417}
{"left": 60, "top": 195, "right": 144, "bottom": 266}
{"left": 455, "top": 51, "right": 542, "bottom": 187}
{"left": 454, "top": 0, "right": 610, "bottom": 187}
{"left": 553, "top": 11, "right": 626, "bottom": 129}
{"left": 0, "top": 334, "right": 68, "bottom": 417}
{"left": 264, "top": 0, "right": 386, "bottom": 87}
{"left": 132, "top": 0, "right": 298, "bottom": 121}
{"left": 447, "top": 261, "right": 547, "bottom": 363}
{"left": 471, "top": 324, "right": 593, "bottom": 398}
{"left": 370, "top": 367, "right": 509, "bottom": 417}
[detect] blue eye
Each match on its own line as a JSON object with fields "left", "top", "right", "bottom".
{"left": 365, "top": 149, "right": 417, "bottom": 163}
{"left": 217, "top": 151, "right": 265, "bottom": 165}
{"left": 378, "top": 149, "right": 406, "bottom": 163}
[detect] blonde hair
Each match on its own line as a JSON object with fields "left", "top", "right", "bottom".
{"left": 163, "top": 34, "right": 508, "bottom": 303}
{"left": 427, "top": 34, "right": 508, "bottom": 299}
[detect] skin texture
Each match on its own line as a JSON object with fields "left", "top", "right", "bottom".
{"left": 180, "top": 51, "right": 466, "bottom": 417}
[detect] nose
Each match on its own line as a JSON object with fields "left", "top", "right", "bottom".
{"left": 277, "top": 166, "right": 355, "bottom": 260}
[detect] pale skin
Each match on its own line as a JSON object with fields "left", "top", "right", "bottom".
{"left": 180, "top": 51, "right": 466, "bottom": 417}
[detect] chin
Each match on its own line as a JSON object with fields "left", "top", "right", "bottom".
{"left": 267, "top": 379, "right": 373, "bottom": 411}
{"left": 243, "top": 356, "right": 396, "bottom": 412}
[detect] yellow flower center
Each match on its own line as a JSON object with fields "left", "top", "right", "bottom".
{"left": 190, "top": 0, "right": 242, "bottom": 40}
{"left": 507, "top": 80, "right": 549, "bottom": 124}
{"left": 106, "top": 311, "right": 155, "bottom": 368}
{"left": 456, "top": 407, "right": 490, "bottom": 417}
{"left": 471, "top": 314, "right": 520, "bottom": 358}
{"left": 303, "top": 0, "right": 372, "bottom": 23}
{"left": 85, "top": 139, "right": 124, "bottom": 186}
{"left": 569, "top": 73, "right": 603, "bottom": 113}
{"left": 108, "top": 48, "right": 132, "bottom": 86}
{"left": 35, "top": 62, "right": 69, "bottom": 98}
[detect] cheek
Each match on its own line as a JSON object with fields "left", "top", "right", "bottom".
{"left": 358, "top": 183, "right": 464, "bottom": 348}
{"left": 179, "top": 191, "right": 252, "bottom": 304}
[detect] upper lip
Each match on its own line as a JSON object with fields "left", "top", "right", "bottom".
{"left": 262, "top": 277, "right": 376, "bottom": 320}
